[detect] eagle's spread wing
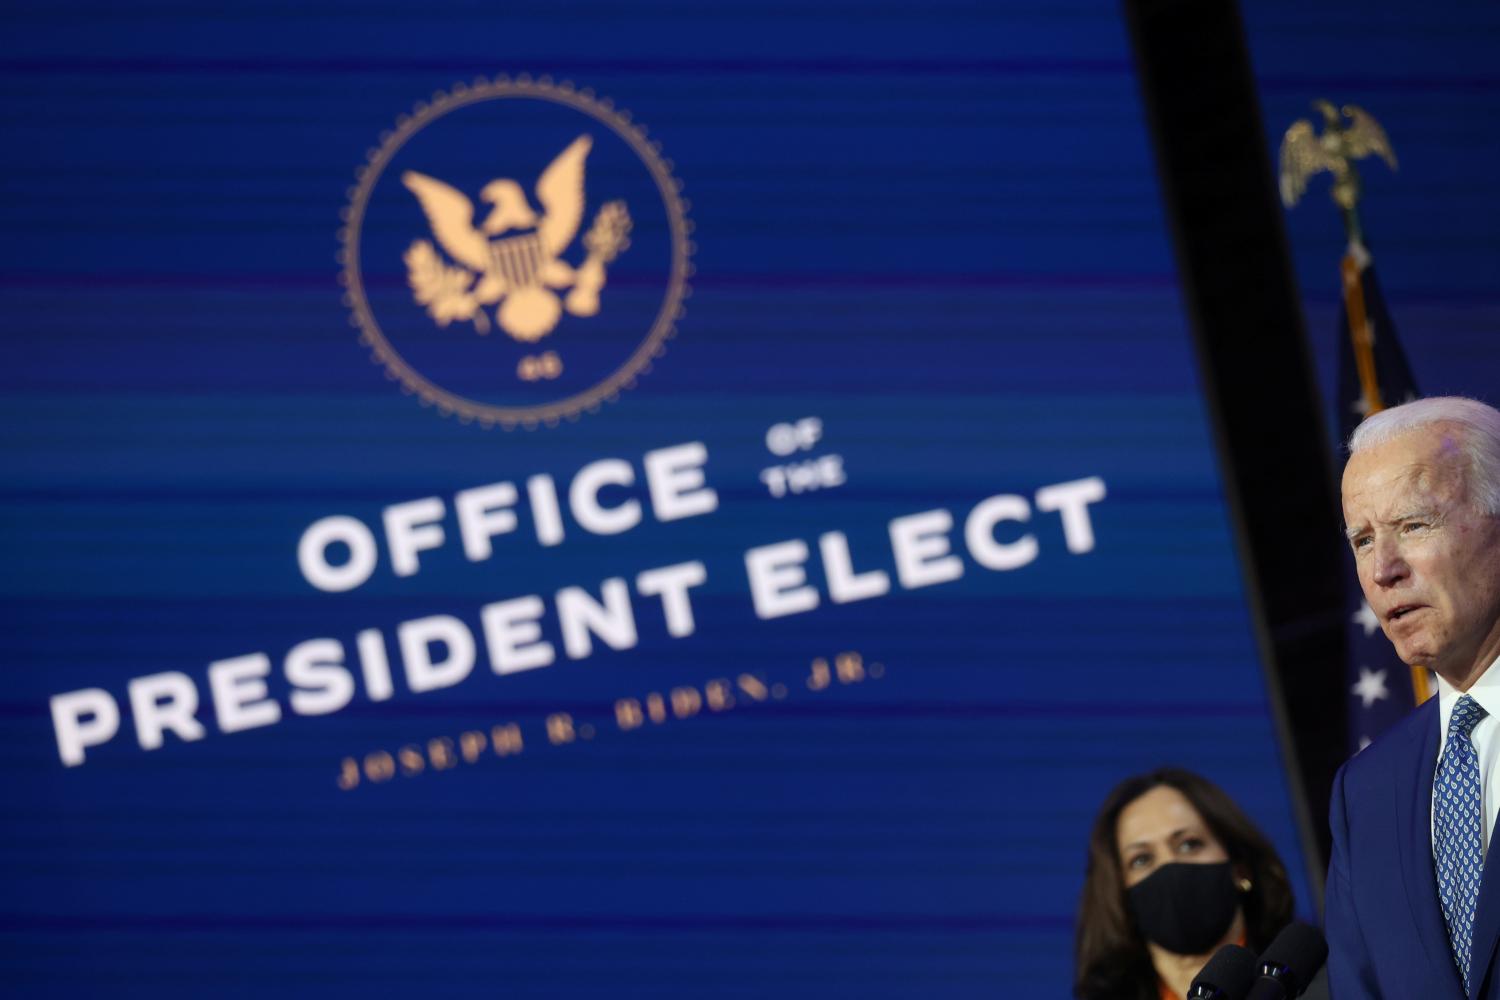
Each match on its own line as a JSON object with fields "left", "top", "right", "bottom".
{"left": 1279, "top": 120, "right": 1332, "bottom": 208}
{"left": 401, "top": 171, "right": 490, "bottom": 273}
{"left": 535, "top": 135, "right": 592, "bottom": 257}
{"left": 1342, "top": 105, "right": 1398, "bottom": 171}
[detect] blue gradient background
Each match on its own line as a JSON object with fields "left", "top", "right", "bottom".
{"left": 1, "top": 1, "right": 1495, "bottom": 996}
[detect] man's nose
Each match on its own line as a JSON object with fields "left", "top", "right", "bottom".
{"left": 1372, "top": 536, "right": 1410, "bottom": 587}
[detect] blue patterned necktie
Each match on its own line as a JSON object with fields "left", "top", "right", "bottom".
{"left": 1436, "top": 693, "right": 1489, "bottom": 992}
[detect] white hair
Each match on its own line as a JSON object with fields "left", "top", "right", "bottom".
{"left": 1348, "top": 396, "right": 1500, "bottom": 515}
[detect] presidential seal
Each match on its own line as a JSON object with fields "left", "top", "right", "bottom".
{"left": 339, "top": 77, "right": 693, "bottom": 428}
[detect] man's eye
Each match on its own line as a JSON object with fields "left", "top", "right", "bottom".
{"left": 1403, "top": 522, "right": 1428, "bottom": 534}
{"left": 1352, "top": 535, "right": 1372, "bottom": 550}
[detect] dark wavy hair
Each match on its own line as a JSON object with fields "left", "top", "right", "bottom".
{"left": 1073, "top": 768, "right": 1296, "bottom": 1000}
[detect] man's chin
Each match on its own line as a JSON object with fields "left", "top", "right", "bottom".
{"left": 1388, "top": 637, "right": 1433, "bottom": 669}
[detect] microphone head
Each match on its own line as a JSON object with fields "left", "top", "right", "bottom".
{"left": 1188, "top": 943, "right": 1258, "bottom": 999}
{"left": 1257, "top": 922, "right": 1329, "bottom": 996}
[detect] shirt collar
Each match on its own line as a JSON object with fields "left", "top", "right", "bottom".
{"left": 1436, "top": 654, "right": 1500, "bottom": 740}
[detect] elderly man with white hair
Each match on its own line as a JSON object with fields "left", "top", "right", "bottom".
{"left": 1327, "top": 396, "right": 1500, "bottom": 999}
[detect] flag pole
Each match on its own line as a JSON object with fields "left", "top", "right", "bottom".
{"left": 1340, "top": 249, "right": 1382, "bottom": 417}
{"left": 1338, "top": 243, "right": 1432, "bottom": 706}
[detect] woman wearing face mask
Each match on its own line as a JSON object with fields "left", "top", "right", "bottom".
{"left": 1073, "top": 768, "right": 1297, "bottom": 1000}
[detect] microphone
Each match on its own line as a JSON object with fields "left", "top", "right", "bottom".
{"left": 1245, "top": 922, "right": 1329, "bottom": 999}
{"left": 1188, "top": 943, "right": 1258, "bottom": 1000}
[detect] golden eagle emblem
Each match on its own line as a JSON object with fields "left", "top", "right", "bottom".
{"left": 1279, "top": 101, "right": 1397, "bottom": 234}
{"left": 401, "top": 135, "right": 632, "bottom": 342}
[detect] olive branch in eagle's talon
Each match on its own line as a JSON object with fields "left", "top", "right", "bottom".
{"left": 566, "top": 200, "right": 633, "bottom": 318}
{"left": 403, "top": 239, "right": 490, "bottom": 333}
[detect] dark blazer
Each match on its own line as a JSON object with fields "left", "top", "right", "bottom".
{"left": 1327, "top": 696, "right": 1500, "bottom": 999}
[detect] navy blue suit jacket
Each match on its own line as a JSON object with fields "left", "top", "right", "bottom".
{"left": 1328, "top": 696, "right": 1500, "bottom": 999}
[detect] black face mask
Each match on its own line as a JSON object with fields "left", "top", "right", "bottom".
{"left": 1126, "top": 861, "right": 1240, "bottom": 955}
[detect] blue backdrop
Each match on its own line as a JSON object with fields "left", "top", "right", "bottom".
{"left": 8, "top": 1, "right": 1494, "bottom": 996}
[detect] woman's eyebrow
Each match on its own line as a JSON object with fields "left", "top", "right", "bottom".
{"left": 1122, "top": 827, "right": 1192, "bottom": 852}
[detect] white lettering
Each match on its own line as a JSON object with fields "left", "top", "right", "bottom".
{"left": 128, "top": 672, "right": 206, "bottom": 751}
{"left": 557, "top": 578, "right": 638, "bottom": 659}
{"left": 964, "top": 495, "right": 1038, "bottom": 571}
{"left": 570, "top": 459, "right": 642, "bottom": 535}
{"left": 636, "top": 561, "right": 707, "bottom": 637}
{"left": 298, "top": 515, "right": 378, "bottom": 592}
{"left": 527, "top": 474, "right": 566, "bottom": 546}
{"left": 50, "top": 688, "right": 120, "bottom": 767}
{"left": 286, "top": 639, "right": 355, "bottom": 717}
{"left": 890, "top": 509, "right": 964, "bottom": 588}
{"left": 480, "top": 596, "right": 556, "bottom": 675}
{"left": 644, "top": 442, "right": 717, "bottom": 521}
{"left": 356, "top": 628, "right": 394, "bottom": 702}
{"left": 383, "top": 497, "right": 446, "bottom": 577}
{"left": 398, "top": 615, "right": 476, "bottom": 693}
{"left": 454, "top": 482, "right": 518, "bottom": 561}
{"left": 819, "top": 531, "right": 890, "bottom": 603}
{"left": 1035, "top": 476, "right": 1107, "bottom": 553}
{"left": 207, "top": 653, "right": 281, "bottom": 734}
{"left": 745, "top": 540, "right": 819, "bottom": 619}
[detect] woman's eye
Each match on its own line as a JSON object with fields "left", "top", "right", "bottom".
{"left": 1176, "top": 838, "right": 1204, "bottom": 854}
{"left": 1127, "top": 854, "right": 1151, "bottom": 869}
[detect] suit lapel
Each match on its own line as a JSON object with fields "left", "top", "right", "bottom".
{"left": 1468, "top": 812, "right": 1500, "bottom": 997}
{"left": 1397, "top": 699, "right": 1466, "bottom": 994}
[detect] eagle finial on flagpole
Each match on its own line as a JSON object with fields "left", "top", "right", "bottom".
{"left": 1279, "top": 100, "right": 1398, "bottom": 251}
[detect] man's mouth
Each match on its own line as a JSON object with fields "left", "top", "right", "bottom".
{"left": 1387, "top": 604, "right": 1424, "bottom": 622}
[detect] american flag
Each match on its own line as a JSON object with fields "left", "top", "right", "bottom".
{"left": 1337, "top": 245, "right": 1430, "bottom": 752}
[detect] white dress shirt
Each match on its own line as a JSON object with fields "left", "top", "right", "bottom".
{"left": 1432, "top": 656, "right": 1500, "bottom": 856}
